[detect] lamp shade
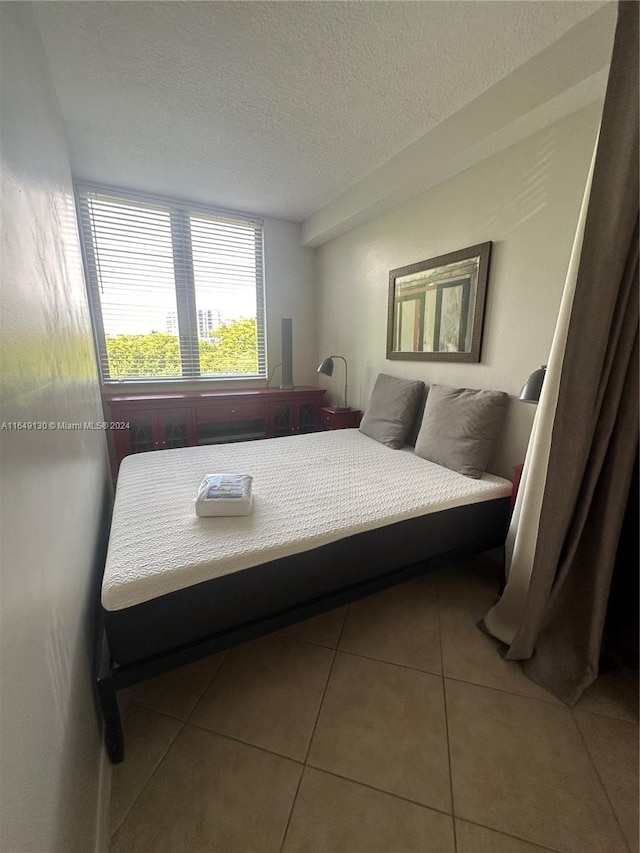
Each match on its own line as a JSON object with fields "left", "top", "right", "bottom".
{"left": 317, "top": 355, "right": 350, "bottom": 409}
{"left": 317, "top": 357, "right": 335, "bottom": 377}
{"left": 519, "top": 366, "right": 546, "bottom": 403}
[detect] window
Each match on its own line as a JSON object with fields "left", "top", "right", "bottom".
{"left": 76, "top": 185, "right": 266, "bottom": 383}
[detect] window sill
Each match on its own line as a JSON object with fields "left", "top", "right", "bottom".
{"left": 101, "top": 376, "right": 268, "bottom": 395}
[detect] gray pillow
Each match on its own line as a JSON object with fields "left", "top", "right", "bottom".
{"left": 414, "top": 383, "right": 508, "bottom": 478}
{"left": 405, "top": 384, "right": 428, "bottom": 447}
{"left": 359, "top": 373, "right": 425, "bottom": 449}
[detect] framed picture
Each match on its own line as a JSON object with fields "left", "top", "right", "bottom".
{"left": 386, "top": 241, "right": 492, "bottom": 363}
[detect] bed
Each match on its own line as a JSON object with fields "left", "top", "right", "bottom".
{"left": 97, "top": 427, "right": 511, "bottom": 762}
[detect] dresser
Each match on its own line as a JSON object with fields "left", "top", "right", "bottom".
{"left": 104, "top": 386, "right": 326, "bottom": 472}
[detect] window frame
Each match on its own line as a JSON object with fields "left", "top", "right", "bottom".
{"left": 75, "top": 182, "right": 267, "bottom": 386}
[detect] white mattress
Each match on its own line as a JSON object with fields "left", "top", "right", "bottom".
{"left": 102, "top": 429, "right": 511, "bottom": 611}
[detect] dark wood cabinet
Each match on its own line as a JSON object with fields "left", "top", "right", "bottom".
{"left": 105, "top": 387, "right": 325, "bottom": 473}
{"left": 320, "top": 406, "right": 363, "bottom": 430}
{"left": 511, "top": 463, "right": 524, "bottom": 513}
{"left": 269, "top": 397, "right": 319, "bottom": 437}
{"left": 124, "top": 407, "right": 196, "bottom": 455}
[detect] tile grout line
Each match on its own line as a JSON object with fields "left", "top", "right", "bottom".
{"left": 276, "top": 763, "right": 305, "bottom": 853}
{"left": 110, "top": 707, "right": 186, "bottom": 843}
{"left": 184, "top": 648, "right": 230, "bottom": 726}
{"left": 118, "top": 697, "right": 184, "bottom": 722}
{"left": 569, "top": 708, "right": 633, "bottom": 853}
{"left": 112, "top": 585, "right": 635, "bottom": 850}
{"left": 438, "top": 559, "right": 571, "bottom": 853}
{"left": 186, "top": 719, "right": 305, "bottom": 766}
{"left": 278, "top": 604, "right": 350, "bottom": 853}
{"left": 456, "top": 815, "right": 567, "bottom": 853}
{"left": 116, "top": 596, "right": 559, "bottom": 841}
{"left": 570, "top": 704, "right": 639, "bottom": 724}
{"left": 302, "top": 604, "right": 350, "bottom": 766}
{"left": 442, "top": 673, "right": 568, "bottom": 709}
{"left": 276, "top": 630, "right": 340, "bottom": 652}
{"left": 179, "top": 718, "right": 460, "bottom": 826}
{"left": 111, "top": 653, "right": 229, "bottom": 843}
{"left": 277, "top": 603, "right": 571, "bottom": 711}
{"left": 303, "top": 763, "right": 456, "bottom": 819}
{"left": 443, "top": 659, "right": 636, "bottom": 849}
{"left": 336, "top": 646, "right": 442, "bottom": 678}
{"left": 126, "top": 646, "right": 575, "bottom": 716}
{"left": 437, "top": 581, "right": 458, "bottom": 853}
{"left": 114, "top": 705, "right": 601, "bottom": 853}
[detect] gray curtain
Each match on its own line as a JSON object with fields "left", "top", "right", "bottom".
{"left": 505, "top": 0, "right": 639, "bottom": 704}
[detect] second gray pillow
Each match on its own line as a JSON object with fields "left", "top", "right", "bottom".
{"left": 414, "top": 383, "right": 508, "bottom": 478}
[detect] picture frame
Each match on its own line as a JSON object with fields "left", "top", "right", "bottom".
{"left": 386, "top": 241, "right": 492, "bottom": 363}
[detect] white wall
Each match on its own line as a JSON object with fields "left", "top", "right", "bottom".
{"left": 315, "top": 102, "right": 602, "bottom": 478}
{"left": 0, "top": 5, "right": 111, "bottom": 851}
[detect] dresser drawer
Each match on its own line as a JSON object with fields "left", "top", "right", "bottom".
{"left": 196, "top": 401, "right": 266, "bottom": 422}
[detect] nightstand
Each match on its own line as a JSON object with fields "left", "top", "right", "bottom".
{"left": 511, "top": 463, "right": 524, "bottom": 512}
{"left": 320, "top": 406, "right": 363, "bottom": 430}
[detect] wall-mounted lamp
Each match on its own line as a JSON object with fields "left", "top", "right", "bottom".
{"left": 317, "top": 355, "right": 350, "bottom": 410}
{"left": 519, "top": 365, "right": 546, "bottom": 404}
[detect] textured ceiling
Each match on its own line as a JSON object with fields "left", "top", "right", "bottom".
{"left": 34, "top": 1, "right": 608, "bottom": 222}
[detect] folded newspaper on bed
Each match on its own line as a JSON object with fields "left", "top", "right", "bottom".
{"left": 195, "top": 473, "right": 253, "bottom": 517}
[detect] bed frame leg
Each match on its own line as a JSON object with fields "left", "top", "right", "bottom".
{"left": 97, "top": 633, "right": 124, "bottom": 763}
{"left": 98, "top": 679, "right": 124, "bottom": 763}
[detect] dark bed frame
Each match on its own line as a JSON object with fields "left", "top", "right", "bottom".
{"left": 97, "top": 496, "right": 509, "bottom": 762}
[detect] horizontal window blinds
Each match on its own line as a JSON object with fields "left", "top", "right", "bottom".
{"left": 76, "top": 185, "right": 266, "bottom": 383}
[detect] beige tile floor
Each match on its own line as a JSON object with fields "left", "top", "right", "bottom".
{"left": 109, "top": 552, "right": 639, "bottom": 853}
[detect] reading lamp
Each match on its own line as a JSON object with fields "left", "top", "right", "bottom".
{"left": 519, "top": 365, "right": 546, "bottom": 403}
{"left": 317, "top": 355, "right": 350, "bottom": 410}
